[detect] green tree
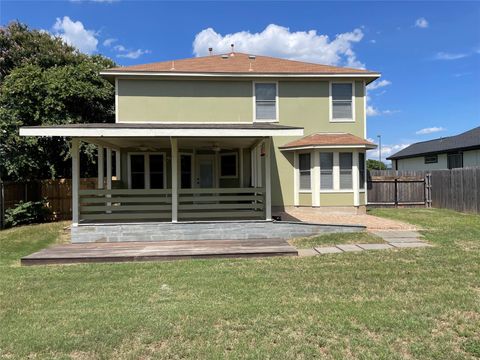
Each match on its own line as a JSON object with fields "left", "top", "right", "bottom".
{"left": 366, "top": 159, "right": 387, "bottom": 171}
{"left": 0, "top": 21, "right": 116, "bottom": 181}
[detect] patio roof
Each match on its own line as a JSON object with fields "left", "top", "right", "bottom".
{"left": 19, "top": 123, "right": 304, "bottom": 138}
{"left": 279, "top": 132, "right": 377, "bottom": 151}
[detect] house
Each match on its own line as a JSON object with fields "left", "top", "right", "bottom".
{"left": 388, "top": 126, "right": 480, "bottom": 170}
{"left": 20, "top": 52, "right": 379, "bottom": 242}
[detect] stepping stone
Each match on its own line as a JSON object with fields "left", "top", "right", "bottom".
{"left": 336, "top": 244, "right": 363, "bottom": 252}
{"left": 314, "top": 246, "right": 343, "bottom": 254}
{"left": 357, "top": 243, "right": 393, "bottom": 250}
{"left": 371, "top": 231, "right": 422, "bottom": 239}
{"left": 297, "top": 248, "right": 319, "bottom": 257}
{"left": 389, "top": 242, "right": 432, "bottom": 248}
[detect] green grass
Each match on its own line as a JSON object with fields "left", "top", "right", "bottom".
{"left": 290, "top": 231, "right": 383, "bottom": 249}
{"left": 1, "top": 209, "right": 479, "bottom": 359}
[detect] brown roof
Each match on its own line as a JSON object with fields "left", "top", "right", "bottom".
{"left": 103, "top": 52, "right": 379, "bottom": 75}
{"left": 280, "top": 133, "right": 377, "bottom": 149}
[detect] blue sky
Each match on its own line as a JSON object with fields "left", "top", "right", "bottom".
{"left": 2, "top": 1, "right": 480, "bottom": 161}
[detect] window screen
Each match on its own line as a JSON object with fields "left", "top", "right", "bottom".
{"left": 320, "top": 152, "right": 333, "bottom": 190}
{"left": 149, "top": 154, "right": 164, "bottom": 189}
{"left": 332, "top": 83, "right": 353, "bottom": 120}
{"left": 255, "top": 83, "right": 276, "bottom": 120}
{"left": 447, "top": 153, "right": 463, "bottom": 169}
{"left": 130, "top": 155, "right": 145, "bottom": 189}
{"left": 299, "top": 153, "right": 311, "bottom": 190}
{"left": 220, "top": 154, "right": 237, "bottom": 177}
{"left": 359, "top": 152, "right": 365, "bottom": 190}
{"left": 339, "top": 152, "right": 353, "bottom": 189}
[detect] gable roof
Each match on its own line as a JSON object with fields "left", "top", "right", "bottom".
{"left": 101, "top": 52, "right": 380, "bottom": 80}
{"left": 279, "top": 132, "right": 377, "bottom": 150}
{"left": 388, "top": 126, "right": 480, "bottom": 160}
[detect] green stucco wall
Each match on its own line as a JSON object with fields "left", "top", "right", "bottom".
{"left": 118, "top": 79, "right": 253, "bottom": 122}
{"left": 299, "top": 193, "right": 312, "bottom": 206}
{"left": 320, "top": 193, "right": 354, "bottom": 206}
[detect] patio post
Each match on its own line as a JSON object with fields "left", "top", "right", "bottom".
{"left": 106, "top": 148, "right": 112, "bottom": 212}
{"left": 115, "top": 150, "right": 121, "bottom": 180}
{"left": 352, "top": 151, "right": 360, "bottom": 207}
{"left": 171, "top": 137, "right": 178, "bottom": 222}
{"left": 97, "top": 145, "right": 104, "bottom": 189}
{"left": 265, "top": 137, "right": 272, "bottom": 221}
{"left": 71, "top": 138, "right": 80, "bottom": 226}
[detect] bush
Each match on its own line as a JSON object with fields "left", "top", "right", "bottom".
{"left": 4, "top": 199, "right": 51, "bottom": 228}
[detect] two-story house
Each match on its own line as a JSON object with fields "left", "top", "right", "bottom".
{"left": 20, "top": 52, "right": 379, "bottom": 243}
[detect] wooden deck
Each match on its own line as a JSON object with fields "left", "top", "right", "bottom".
{"left": 21, "top": 239, "right": 298, "bottom": 265}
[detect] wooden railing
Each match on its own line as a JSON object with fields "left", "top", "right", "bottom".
{"left": 79, "top": 189, "right": 172, "bottom": 222}
{"left": 178, "top": 187, "right": 265, "bottom": 220}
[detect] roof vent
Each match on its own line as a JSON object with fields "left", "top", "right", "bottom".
{"left": 208, "top": 47, "right": 213, "bottom": 56}
{"left": 221, "top": 54, "right": 229, "bottom": 59}
{"left": 249, "top": 55, "right": 256, "bottom": 60}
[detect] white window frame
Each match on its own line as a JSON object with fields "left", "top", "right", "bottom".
{"left": 329, "top": 81, "right": 356, "bottom": 123}
{"left": 319, "top": 151, "right": 335, "bottom": 192}
{"left": 127, "top": 152, "right": 167, "bottom": 189}
{"left": 219, "top": 152, "right": 238, "bottom": 179}
{"left": 339, "top": 152, "right": 354, "bottom": 190}
{"left": 297, "top": 151, "right": 312, "bottom": 193}
{"left": 253, "top": 81, "right": 279, "bottom": 123}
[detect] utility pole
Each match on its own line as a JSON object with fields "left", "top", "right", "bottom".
{"left": 377, "top": 135, "right": 382, "bottom": 163}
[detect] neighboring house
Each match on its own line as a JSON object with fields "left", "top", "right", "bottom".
{"left": 20, "top": 52, "right": 379, "bottom": 242}
{"left": 388, "top": 126, "right": 480, "bottom": 171}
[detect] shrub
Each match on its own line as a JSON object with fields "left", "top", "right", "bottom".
{"left": 4, "top": 199, "right": 51, "bottom": 228}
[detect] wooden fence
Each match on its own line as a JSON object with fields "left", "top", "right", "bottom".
{"left": 0, "top": 178, "right": 97, "bottom": 223}
{"left": 368, "top": 168, "right": 480, "bottom": 213}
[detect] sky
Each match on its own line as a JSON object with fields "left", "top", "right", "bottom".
{"left": 2, "top": 1, "right": 480, "bottom": 162}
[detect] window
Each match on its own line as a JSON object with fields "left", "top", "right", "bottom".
{"left": 255, "top": 83, "right": 277, "bottom": 121}
{"left": 180, "top": 154, "right": 192, "bottom": 188}
{"left": 425, "top": 155, "right": 438, "bottom": 164}
{"left": 220, "top": 153, "right": 237, "bottom": 178}
{"left": 339, "top": 152, "right": 353, "bottom": 189}
{"left": 130, "top": 155, "right": 145, "bottom": 189}
{"left": 320, "top": 152, "right": 334, "bottom": 190}
{"left": 359, "top": 152, "right": 365, "bottom": 190}
{"left": 149, "top": 154, "right": 164, "bottom": 189}
{"left": 447, "top": 152, "right": 463, "bottom": 169}
{"left": 331, "top": 83, "right": 353, "bottom": 121}
{"left": 299, "top": 153, "right": 311, "bottom": 190}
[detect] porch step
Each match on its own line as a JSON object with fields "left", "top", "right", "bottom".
{"left": 71, "top": 220, "right": 364, "bottom": 243}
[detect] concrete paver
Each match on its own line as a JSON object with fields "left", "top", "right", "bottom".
{"left": 357, "top": 243, "right": 394, "bottom": 250}
{"left": 389, "top": 242, "right": 432, "bottom": 248}
{"left": 336, "top": 244, "right": 363, "bottom": 252}
{"left": 315, "top": 246, "right": 343, "bottom": 254}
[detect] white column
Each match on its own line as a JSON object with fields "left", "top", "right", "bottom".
{"left": 352, "top": 151, "right": 360, "bottom": 207}
{"left": 171, "top": 137, "right": 178, "bottom": 222}
{"left": 115, "top": 150, "right": 121, "bottom": 181}
{"left": 97, "top": 145, "right": 104, "bottom": 189}
{"left": 106, "top": 148, "right": 112, "bottom": 190}
{"left": 333, "top": 152, "right": 340, "bottom": 190}
{"left": 264, "top": 137, "right": 272, "bottom": 221}
{"left": 71, "top": 139, "right": 80, "bottom": 226}
{"left": 313, "top": 150, "right": 320, "bottom": 207}
{"left": 239, "top": 148, "right": 244, "bottom": 188}
{"left": 293, "top": 151, "right": 299, "bottom": 206}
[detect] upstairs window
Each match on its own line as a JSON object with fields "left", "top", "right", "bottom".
{"left": 255, "top": 83, "right": 277, "bottom": 121}
{"left": 298, "top": 153, "right": 311, "bottom": 191}
{"left": 331, "top": 83, "right": 353, "bottom": 121}
{"left": 320, "top": 152, "right": 334, "bottom": 190}
{"left": 339, "top": 152, "right": 353, "bottom": 189}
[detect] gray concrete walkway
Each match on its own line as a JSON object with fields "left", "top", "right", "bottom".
{"left": 298, "top": 230, "right": 431, "bottom": 257}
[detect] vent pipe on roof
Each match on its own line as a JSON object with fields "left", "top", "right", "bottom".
{"left": 208, "top": 47, "right": 213, "bottom": 56}
{"left": 230, "top": 43, "right": 234, "bottom": 55}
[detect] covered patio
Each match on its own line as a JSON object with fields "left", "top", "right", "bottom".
{"left": 20, "top": 123, "right": 303, "bottom": 229}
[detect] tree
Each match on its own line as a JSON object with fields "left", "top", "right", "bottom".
{"left": 0, "top": 21, "right": 116, "bottom": 181}
{"left": 366, "top": 159, "right": 387, "bottom": 171}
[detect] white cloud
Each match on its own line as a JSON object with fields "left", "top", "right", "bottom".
{"left": 114, "top": 44, "right": 127, "bottom": 52}
{"left": 415, "top": 17, "right": 429, "bottom": 28}
{"left": 193, "top": 24, "right": 365, "bottom": 68}
{"left": 367, "top": 141, "right": 411, "bottom": 161}
{"left": 365, "top": 95, "right": 398, "bottom": 117}
{"left": 369, "top": 39, "right": 376, "bottom": 44}
{"left": 366, "top": 105, "right": 380, "bottom": 117}
{"left": 117, "top": 49, "right": 151, "bottom": 59}
{"left": 53, "top": 16, "right": 98, "bottom": 54}
{"left": 70, "top": 0, "right": 118, "bottom": 3}
{"left": 415, "top": 127, "right": 446, "bottom": 135}
{"left": 103, "top": 38, "right": 117, "bottom": 47}
{"left": 367, "top": 79, "right": 391, "bottom": 90}
{"left": 434, "top": 52, "right": 468, "bottom": 60}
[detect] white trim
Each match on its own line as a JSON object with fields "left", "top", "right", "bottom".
{"left": 115, "top": 77, "right": 119, "bottom": 123}
{"left": 312, "top": 150, "right": 320, "bottom": 207}
{"left": 264, "top": 138, "right": 272, "bottom": 220}
{"left": 297, "top": 151, "right": 312, "bottom": 191}
{"left": 127, "top": 152, "right": 167, "bottom": 190}
{"left": 253, "top": 81, "right": 279, "bottom": 122}
{"left": 333, "top": 152, "right": 340, "bottom": 190}
{"left": 20, "top": 127, "right": 303, "bottom": 138}
{"left": 293, "top": 152, "right": 299, "bottom": 206}
{"left": 100, "top": 71, "right": 381, "bottom": 79}
{"left": 320, "top": 189, "right": 356, "bottom": 193}
{"left": 171, "top": 138, "right": 178, "bottom": 222}
{"left": 329, "top": 81, "right": 356, "bottom": 123}
{"left": 71, "top": 139, "right": 80, "bottom": 227}
{"left": 352, "top": 151, "right": 360, "bottom": 206}
{"left": 219, "top": 152, "right": 238, "bottom": 179}
{"left": 280, "top": 144, "right": 376, "bottom": 151}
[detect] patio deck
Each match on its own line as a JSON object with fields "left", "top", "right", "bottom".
{"left": 21, "top": 239, "right": 298, "bottom": 265}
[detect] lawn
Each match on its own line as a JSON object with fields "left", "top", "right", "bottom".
{"left": 0, "top": 209, "right": 479, "bottom": 359}
{"left": 290, "top": 231, "right": 383, "bottom": 249}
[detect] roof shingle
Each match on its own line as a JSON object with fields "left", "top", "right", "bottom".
{"left": 280, "top": 133, "right": 376, "bottom": 149}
